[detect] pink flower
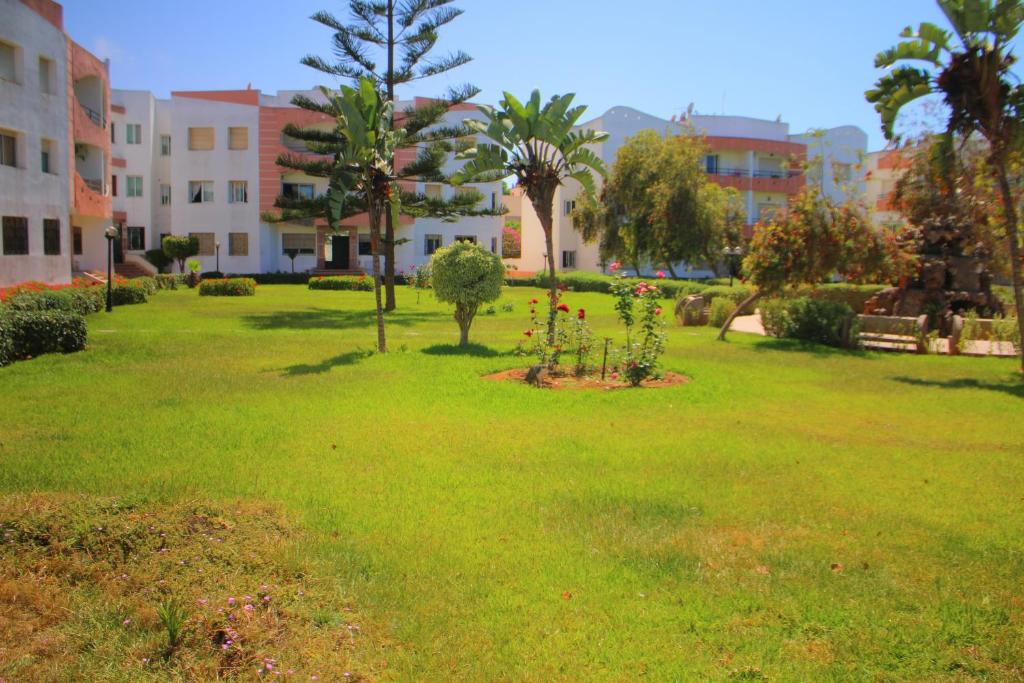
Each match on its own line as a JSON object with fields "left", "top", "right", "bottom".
{"left": 610, "top": 372, "right": 619, "bottom": 380}
{"left": 123, "top": 618, "right": 131, "bottom": 626}
{"left": 228, "top": 597, "right": 236, "bottom": 606}
{"left": 655, "top": 307, "right": 662, "bottom": 316}
{"left": 656, "top": 271, "right": 666, "bottom": 279}
{"left": 609, "top": 261, "right": 621, "bottom": 272}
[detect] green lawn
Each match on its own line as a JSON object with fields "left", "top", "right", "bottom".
{"left": 2, "top": 285, "right": 1022, "bottom": 680}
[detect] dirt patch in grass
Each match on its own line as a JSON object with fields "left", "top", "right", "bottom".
{"left": 0, "top": 494, "right": 383, "bottom": 682}
{"left": 482, "top": 368, "right": 689, "bottom": 390}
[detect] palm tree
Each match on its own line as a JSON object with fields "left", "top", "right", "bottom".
{"left": 866, "top": 0, "right": 1024, "bottom": 372}
{"left": 453, "top": 90, "right": 608, "bottom": 343}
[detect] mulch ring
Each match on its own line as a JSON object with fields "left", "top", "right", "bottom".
{"left": 482, "top": 368, "right": 690, "bottom": 391}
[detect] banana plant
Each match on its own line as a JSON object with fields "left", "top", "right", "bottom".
{"left": 866, "top": 0, "right": 1024, "bottom": 373}
{"left": 452, "top": 90, "right": 609, "bottom": 344}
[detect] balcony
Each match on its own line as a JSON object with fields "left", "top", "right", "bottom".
{"left": 74, "top": 171, "right": 111, "bottom": 218}
{"left": 79, "top": 100, "right": 105, "bottom": 128}
{"left": 706, "top": 167, "right": 804, "bottom": 194}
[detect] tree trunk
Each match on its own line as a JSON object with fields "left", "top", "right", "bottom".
{"left": 383, "top": 0, "right": 398, "bottom": 313}
{"left": 528, "top": 186, "right": 558, "bottom": 345}
{"left": 665, "top": 261, "right": 678, "bottom": 279}
{"left": 368, "top": 201, "right": 387, "bottom": 353}
{"left": 717, "top": 290, "right": 761, "bottom": 341}
{"left": 632, "top": 259, "right": 642, "bottom": 277}
{"left": 994, "top": 155, "right": 1024, "bottom": 374}
{"left": 455, "top": 304, "right": 475, "bottom": 347}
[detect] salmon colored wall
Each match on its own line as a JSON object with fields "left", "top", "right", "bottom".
{"left": 69, "top": 40, "right": 111, "bottom": 219}
{"left": 112, "top": 157, "right": 126, "bottom": 168}
{"left": 19, "top": 0, "right": 63, "bottom": 29}
{"left": 706, "top": 136, "right": 806, "bottom": 158}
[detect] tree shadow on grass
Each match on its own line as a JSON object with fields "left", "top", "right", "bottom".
{"left": 421, "top": 343, "right": 513, "bottom": 358}
{"left": 748, "top": 337, "right": 875, "bottom": 358}
{"left": 281, "top": 349, "right": 374, "bottom": 376}
{"left": 242, "top": 307, "right": 439, "bottom": 331}
{"left": 890, "top": 375, "right": 1024, "bottom": 399}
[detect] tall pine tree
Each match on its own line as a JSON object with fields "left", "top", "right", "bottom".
{"left": 300, "top": 0, "right": 481, "bottom": 311}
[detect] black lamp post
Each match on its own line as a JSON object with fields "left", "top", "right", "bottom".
{"left": 215, "top": 241, "right": 221, "bottom": 274}
{"left": 104, "top": 225, "right": 118, "bottom": 312}
{"left": 723, "top": 246, "right": 743, "bottom": 287}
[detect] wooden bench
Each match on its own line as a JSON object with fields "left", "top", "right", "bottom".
{"left": 854, "top": 314, "right": 929, "bottom": 353}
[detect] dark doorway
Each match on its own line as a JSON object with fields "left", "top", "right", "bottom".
{"left": 113, "top": 224, "right": 124, "bottom": 264}
{"left": 326, "top": 234, "right": 350, "bottom": 270}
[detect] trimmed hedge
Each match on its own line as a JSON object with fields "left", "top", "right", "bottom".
{"left": 198, "top": 278, "right": 257, "bottom": 296}
{"left": 2, "top": 287, "right": 104, "bottom": 316}
{"left": 111, "top": 283, "right": 148, "bottom": 306}
{"left": 308, "top": 275, "right": 373, "bottom": 291}
{"left": 228, "top": 272, "right": 311, "bottom": 285}
{"left": 506, "top": 272, "right": 710, "bottom": 299}
{"left": 760, "top": 297, "right": 853, "bottom": 347}
{"left": 708, "top": 298, "right": 737, "bottom": 327}
{"left": 0, "top": 309, "right": 87, "bottom": 363}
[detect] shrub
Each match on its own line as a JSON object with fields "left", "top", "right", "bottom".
{"left": 154, "top": 274, "right": 185, "bottom": 290}
{"left": 198, "top": 278, "right": 256, "bottom": 297}
{"left": 702, "top": 284, "right": 755, "bottom": 310}
{"left": 129, "top": 276, "right": 158, "bottom": 296}
{"left": 2, "top": 309, "right": 87, "bottom": 361}
{"left": 3, "top": 287, "right": 104, "bottom": 316}
{"left": 224, "top": 272, "right": 310, "bottom": 285}
{"left": 111, "top": 283, "right": 148, "bottom": 306}
{"left": 144, "top": 248, "right": 172, "bottom": 273}
{"left": 761, "top": 297, "right": 853, "bottom": 347}
{"left": 609, "top": 275, "right": 667, "bottom": 386}
{"left": 791, "top": 283, "right": 887, "bottom": 313}
{"left": 708, "top": 298, "right": 737, "bottom": 327}
{"left": 431, "top": 241, "right": 505, "bottom": 346}
{"left": 308, "top": 275, "right": 373, "bottom": 291}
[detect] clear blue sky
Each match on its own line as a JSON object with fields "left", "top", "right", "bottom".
{"left": 61, "top": 0, "right": 960, "bottom": 151}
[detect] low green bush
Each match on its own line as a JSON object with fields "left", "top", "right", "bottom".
{"left": 308, "top": 275, "right": 373, "bottom": 291}
{"left": 708, "top": 298, "right": 737, "bottom": 327}
{"left": 702, "top": 285, "right": 756, "bottom": 313}
{"left": 228, "top": 272, "right": 311, "bottom": 285}
{"left": 154, "top": 274, "right": 185, "bottom": 290}
{"left": 198, "top": 278, "right": 257, "bottom": 297}
{"left": 2, "top": 309, "right": 87, "bottom": 361}
{"left": 792, "top": 283, "right": 887, "bottom": 313}
{"left": 111, "top": 283, "right": 148, "bottom": 306}
{"left": 128, "top": 276, "right": 158, "bottom": 296}
{"left": 761, "top": 297, "right": 853, "bottom": 347}
{"left": 2, "top": 287, "right": 104, "bottom": 316}
{"left": 144, "top": 248, "right": 172, "bottom": 273}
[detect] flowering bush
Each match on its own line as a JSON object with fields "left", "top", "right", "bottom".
{"left": 609, "top": 265, "right": 667, "bottom": 386}
{"left": 407, "top": 264, "right": 432, "bottom": 304}
{"left": 308, "top": 275, "right": 374, "bottom": 292}
{"left": 519, "top": 291, "right": 595, "bottom": 375}
{"left": 198, "top": 278, "right": 257, "bottom": 297}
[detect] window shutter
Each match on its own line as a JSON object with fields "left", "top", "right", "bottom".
{"left": 188, "top": 127, "right": 214, "bottom": 150}
{"left": 229, "top": 232, "right": 248, "bottom": 256}
{"left": 189, "top": 232, "right": 215, "bottom": 256}
{"left": 228, "top": 127, "right": 248, "bottom": 150}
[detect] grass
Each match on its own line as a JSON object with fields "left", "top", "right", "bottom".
{"left": 1, "top": 284, "right": 1022, "bottom": 681}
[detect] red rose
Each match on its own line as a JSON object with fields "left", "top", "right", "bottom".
{"left": 577, "top": 309, "right": 585, "bottom": 320}
{"left": 524, "top": 329, "right": 533, "bottom": 337}
{"left": 557, "top": 303, "right": 570, "bottom": 313}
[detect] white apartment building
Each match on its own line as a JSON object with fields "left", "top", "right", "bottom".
{"left": 104, "top": 88, "right": 503, "bottom": 278}
{"left": 508, "top": 106, "right": 868, "bottom": 277}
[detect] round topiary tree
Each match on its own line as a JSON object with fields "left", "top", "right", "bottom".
{"left": 431, "top": 240, "right": 505, "bottom": 347}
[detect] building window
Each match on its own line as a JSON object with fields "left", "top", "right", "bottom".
{"left": 491, "top": 192, "right": 498, "bottom": 210}
{"left": 282, "top": 233, "right": 315, "bottom": 255}
{"left": 424, "top": 234, "right": 442, "bottom": 255}
{"left": 189, "top": 231, "right": 215, "bottom": 256}
{"left": 2, "top": 216, "right": 29, "bottom": 255}
{"left": 564, "top": 200, "right": 575, "bottom": 216}
{"left": 490, "top": 236, "right": 498, "bottom": 253}
{"left": 111, "top": 174, "right": 118, "bottom": 197}
{"left": 228, "top": 180, "right": 248, "bottom": 204}
{"left": 562, "top": 250, "right": 576, "bottom": 268}
{"left": 228, "top": 232, "right": 248, "bottom": 256}
{"left": 455, "top": 235, "right": 476, "bottom": 244}
{"left": 38, "top": 56, "right": 53, "bottom": 94}
{"left": 282, "top": 183, "right": 315, "bottom": 200}
{"left": 73, "top": 226, "right": 83, "bottom": 255}
{"left": 126, "top": 123, "right": 142, "bottom": 145}
{"left": 126, "top": 175, "right": 143, "bottom": 198}
{"left": 424, "top": 183, "right": 442, "bottom": 200}
{"left": 228, "top": 127, "right": 248, "bottom": 150}
{"left": 0, "top": 41, "right": 19, "bottom": 83}
{"left": 110, "top": 122, "right": 115, "bottom": 144}
{"left": 188, "top": 181, "right": 214, "bottom": 203}
{"left": 160, "top": 184, "right": 171, "bottom": 206}
{"left": 43, "top": 219, "right": 60, "bottom": 255}
{"left": 40, "top": 138, "right": 54, "bottom": 174}
{"left": 705, "top": 154, "right": 719, "bottom": 174}
{"left": 160, "top": 134, "right": 171, "bottom": 156}
{"left": 358, "top": 233, "right": 372, "bottom": 255}
{"left": 1, "top": 131, "right": 17, "bottom": 168}
{"left": 126, "top": 226, "right": 145, "bottom": 251}
{"left": 188, "top": 127, "right": 214, "bottom": 151}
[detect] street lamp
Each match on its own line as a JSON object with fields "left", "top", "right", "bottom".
{"left": 722, "top": 246, "right": 743, "bottom": 287}
{"left": 104, "top": 225, "right": 118, "bottom": 312}
{"left": 215, "top": 240, "right": 221, "bottom": 274}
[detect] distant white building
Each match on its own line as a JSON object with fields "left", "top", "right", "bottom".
{"left": 506, "top": 106, "right": 868, "bottom": 278}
